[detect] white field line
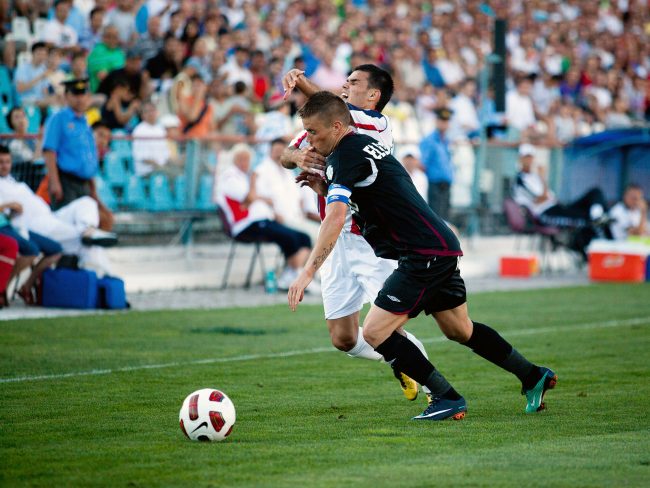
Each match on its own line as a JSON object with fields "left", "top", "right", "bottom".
{"left": 1, "top": 317, "right": 647, "bottom": 385}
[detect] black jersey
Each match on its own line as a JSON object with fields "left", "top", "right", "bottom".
{"left": 325, "top": 133, "right": 462, "bottom": 260}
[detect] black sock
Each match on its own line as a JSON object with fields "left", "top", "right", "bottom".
{"left": 463, "top": 321, "right": 536, "bottom": 384}
{"left": 375, "top": 332, "right": 459, "bottom": 399}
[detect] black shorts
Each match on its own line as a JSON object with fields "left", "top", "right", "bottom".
{"left": 375, "top": 255, "right": 467, "bottom": 318}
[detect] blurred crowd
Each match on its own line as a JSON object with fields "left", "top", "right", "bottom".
{"left": 0, "top": 0, "right": 648, "bottom": 147}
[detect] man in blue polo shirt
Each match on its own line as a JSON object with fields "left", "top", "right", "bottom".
{"left": 419, "top": 107, "right": 454, "bottom": 221}
{"left": 43, "top": 78, "right": 99, "bottom": 210}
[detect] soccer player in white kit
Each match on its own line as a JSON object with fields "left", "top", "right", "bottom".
{"left": 281, "top": 65, "right": 431, "bottom": 402}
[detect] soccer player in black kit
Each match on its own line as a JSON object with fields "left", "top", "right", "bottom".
{"left": 288, "top": 92, "right": 557, "bottom": 420}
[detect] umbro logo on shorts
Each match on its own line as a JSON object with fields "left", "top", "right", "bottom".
{"left": 386, "top": 295, "right": 401, "bottom": 302}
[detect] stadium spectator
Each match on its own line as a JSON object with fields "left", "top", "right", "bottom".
{"left": 144, "top": 33, "right": 183, "bottom": 82}
{"left": 0, "top": 145, "right": 63, "bottom": 305}
{"left": 101, "top": 78, "right": 140, "bottom": 131}
{"left": 506, "top": 76, "right": 537, "bottom": 137}
{"left": 91, "top": 121, "right": 111, "bottom": 172}
{"left": 132, "top": 101, "right": 181, "bottom": 178}
{"left": 254, "top": 92, "right": 294, "bottom": 161}
{"left": 41, "top": 0, "right": 78, "bottom": 51}
{"left": 134, "top": 14, "right": 165, "bottom": 64}
{"left": 44, "top": 46, "right": 67, "bottom": 105}
{"left": 398, "top": 145, "right": 428, "bottom": 203}
{"left": 5, "top": 107, "right": 44, "bottom": 192}
{"left": 216, "top": 143, "right": 312, "bottom": 291}
{"left": 180, "top": 17, "right": 201, "bottom": 58}
{"left": 512, "top": 143, "right": 610, "bottom": 258}
{"left": 609, "top": 184, "right": 648, "bottom": 241}
{"left": 79, "top": 6, "right": 105, "bottom": 52}
{"left": 449, "top": 78, "right": 480, "bottom": 141}
{"left": 420, "top": 107, "right": 454, "bottom": 221}
{"left": 104, "top": 0, "right": 138, "bottom": 46}
{"left": 87, "top": 25, "right": 126, "bottom": 93}
{"left": 220, "top": 45, "right": 253, "bottom": 87}
{"left": 176, "top": 72, "right": 214, "bottom": 139}
{"left": 213, "top": 80, "right": 255, "bottom": 137}
{"left": 0, "top": 145, "right": 116, "bottom": 283}
{"left": 254, "top": 138, "right": 320, "bottom": 239}
{"left": 13, "top": 41, "right": 49, "bottom": 107}
{"left": 98, "top": 49, "right": 149, "bottom": 102}
{"left": 0, "top": 234, "right": 17, "bottom": 308}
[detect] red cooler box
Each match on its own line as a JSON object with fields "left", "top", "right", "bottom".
{"left": 500, "top": 255, "right": 539, "bottom": 277}
{"left": 588, "top": 240, "right": 649, "bottom": 283}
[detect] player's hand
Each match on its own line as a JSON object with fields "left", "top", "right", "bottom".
{"left": 296, "top": 171, "right": 327, "bottom": 196}
{"left": 287, "top": 270, "right": 312, "bottom": 312}
{"left": 282, "top": 69, "right": 305, "bottom": 100}
{"left": 49, "top": 177, "right": 63, "bottom": 202}
{"left": 294, "top": 146, "right": 326, "bottom": 173}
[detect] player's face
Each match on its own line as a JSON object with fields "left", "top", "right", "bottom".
{"left": 302, "top": 116, "right": 338, "bottom": 156}
{"left": 341, "top": 70, "right": 377, "bottom": 109}
{"left": 0, "top": 153, "right": 12, "bottom": 177}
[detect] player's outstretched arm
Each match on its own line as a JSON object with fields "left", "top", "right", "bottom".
{"left": 282, "top": 69, "right": 321, "bottom": 100}
{"left": 288, "top": 201, "right": 346, "bottom": 311}
{"left": 280, "top": 145, "right": 326, "bottom": 172}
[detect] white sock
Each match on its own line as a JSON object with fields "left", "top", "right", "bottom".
{"left": 590, "top": 204, "right": 604, "bottom": 220}
{"left": 405, "top": 331, "right": 431, "bottom": 394}
{"left": 346, "top": 327, "right": 384, "bottom": 361}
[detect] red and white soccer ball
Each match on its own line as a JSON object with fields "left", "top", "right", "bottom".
{"left": 179, "top": 388, "right": 236, "bottom": 442}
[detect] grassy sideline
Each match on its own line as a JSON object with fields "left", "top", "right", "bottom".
{"left": 1, "top": 284, "right": 649, "bottom": 487}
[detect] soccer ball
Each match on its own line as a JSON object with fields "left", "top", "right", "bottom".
{"left": 179, "top": 388, "right": 236, "bottom": 442}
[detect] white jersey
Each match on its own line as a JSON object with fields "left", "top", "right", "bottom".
{"left": 290, "top": 102, "right": 393, "bottom": 234}
{"left": 289, "top": 101, "right": 396, "bottom": 320}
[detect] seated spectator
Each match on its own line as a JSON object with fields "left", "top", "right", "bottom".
{"left": 104, "top": 0, "right": 137, "bottom": 46}
{"left": 88, "top": 25, "right": 126, "bottom": 93}
{"left": 0, "top": 234, "right": 18, "bottom": 308}
{"left": 0, "top": 205, "right": 62, "bottom": 306}
{"left": 398, "top": 145, "right": 428, "bottom": 203}
{"left": 79, "top": 6, "right": 105, "bottom": 52}
{"left": 98, "top": 48, "right": 150, "bottom": 102}
{"left": 6, "top": 107, "right": 45, "bottom": 191}
{"left": 219, "top": 45, "right": 253, "bottom": 88}
{"left": 145, "top": 34, "right": 182, "bottom": 83}
{"left": 91, "top": 120, "right": 111, "bottom": 172}
{"left": 609, "top": 184, "right": 648, "bottom": 241}
{"left": 132, "top": 102, "right": 181, "bottom": 177}
{"left": 41, "top": 0, "right": 79, "bottom": 51}
{"left": 216, "top": 144, "right": 312, "bottom": 290}
{"left": 134, "top": 15, "right": 164, "bottom": 64}
{"left": 449, "top": 78, "right": 480, "bottom": 141}
{"left": 13, "top": 42, "right": 50, "bottom": 107}
{"left": 0, "top": 145, "right": 117, "bottom": 277}
{"left": 254, "top": 138, "right": 320, "bottom": 239}
{"left": 254, "top": 92, "right": 294, "bottom": 161}
{"left": 512, "top": 144, "right": 610, "bottom": 258}
{"left": 213, "top": 81, "right": 255, "bottom": 137}
{"left": 44, "top": 46, "right": 67, "bottom": 106}
{"left": 506, "top": 76, "right": 537, "bottom": 138}
{"left": 177, "top": 73, "right": 214, "bottom": 139}
{"left": 101, "top": 79, "right": 141, "bottom": 131}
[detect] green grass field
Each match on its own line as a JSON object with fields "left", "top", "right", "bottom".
{"left": 1, "top": 284, "right": 649, "bottom": 487}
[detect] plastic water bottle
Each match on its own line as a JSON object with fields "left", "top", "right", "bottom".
{"left": 265, "top": 270, "right": 278, "bottom": 294}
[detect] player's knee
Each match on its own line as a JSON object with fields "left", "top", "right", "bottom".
{"left": 442, "top": 318, "right": 473, "bottom": 343}
{"left": 330, "top": 331, "right": 356, "bottom": 352}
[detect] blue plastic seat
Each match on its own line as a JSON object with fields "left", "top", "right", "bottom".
{"left": 174, "top": 174, "right": 187, "bottom": 210}
{"left": 24, "top": 105, "right": 41, "bottom": 134}
{"left": 0, "top": 105, "right": 11, "bottom": 133}
{"left": 148, "top": 173, "right": 174, "bottom": 211}
{"left": 124, "top": 174, "right": 147, "bottom": 210}
{"left": 196, "top": 174, "right": 216, "bottom": 210}
{"left": 103, "top": 152, "right": 129, "bottom": 187}
{"left": 0, "top": 66, "right": 14, "bottom": 107}
{"left": 94, "top": 175, "right": 118, "bottom": 210}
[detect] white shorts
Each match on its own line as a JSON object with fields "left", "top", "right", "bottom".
{"left": 320, "top": 232, "right": 397, "bottom": 320}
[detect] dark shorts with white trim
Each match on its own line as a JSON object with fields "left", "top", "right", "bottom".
{"left": 374, "top": 255, "right": 466, "bottom": 318}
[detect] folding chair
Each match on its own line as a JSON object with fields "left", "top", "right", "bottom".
{"left": 217, "top": 207, "right": 268, "bottom": 289}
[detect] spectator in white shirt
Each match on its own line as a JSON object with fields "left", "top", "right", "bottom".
{"left": 132, "top": 102, "right": 181, "bottom": 177}
{"left": 449, "top": 78, "right": 480, "bottom": 140}
{"left": 42, "top": 0, "right": 79, "bottom": 50}
{"left": 398, "top": 145, "right": 428, "bottom": 203}
{"left": 609, "top": 184, "right": 648, "bottom": 241}
{"left": 506, "top": 76, "right": 537, "bottom": 136}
